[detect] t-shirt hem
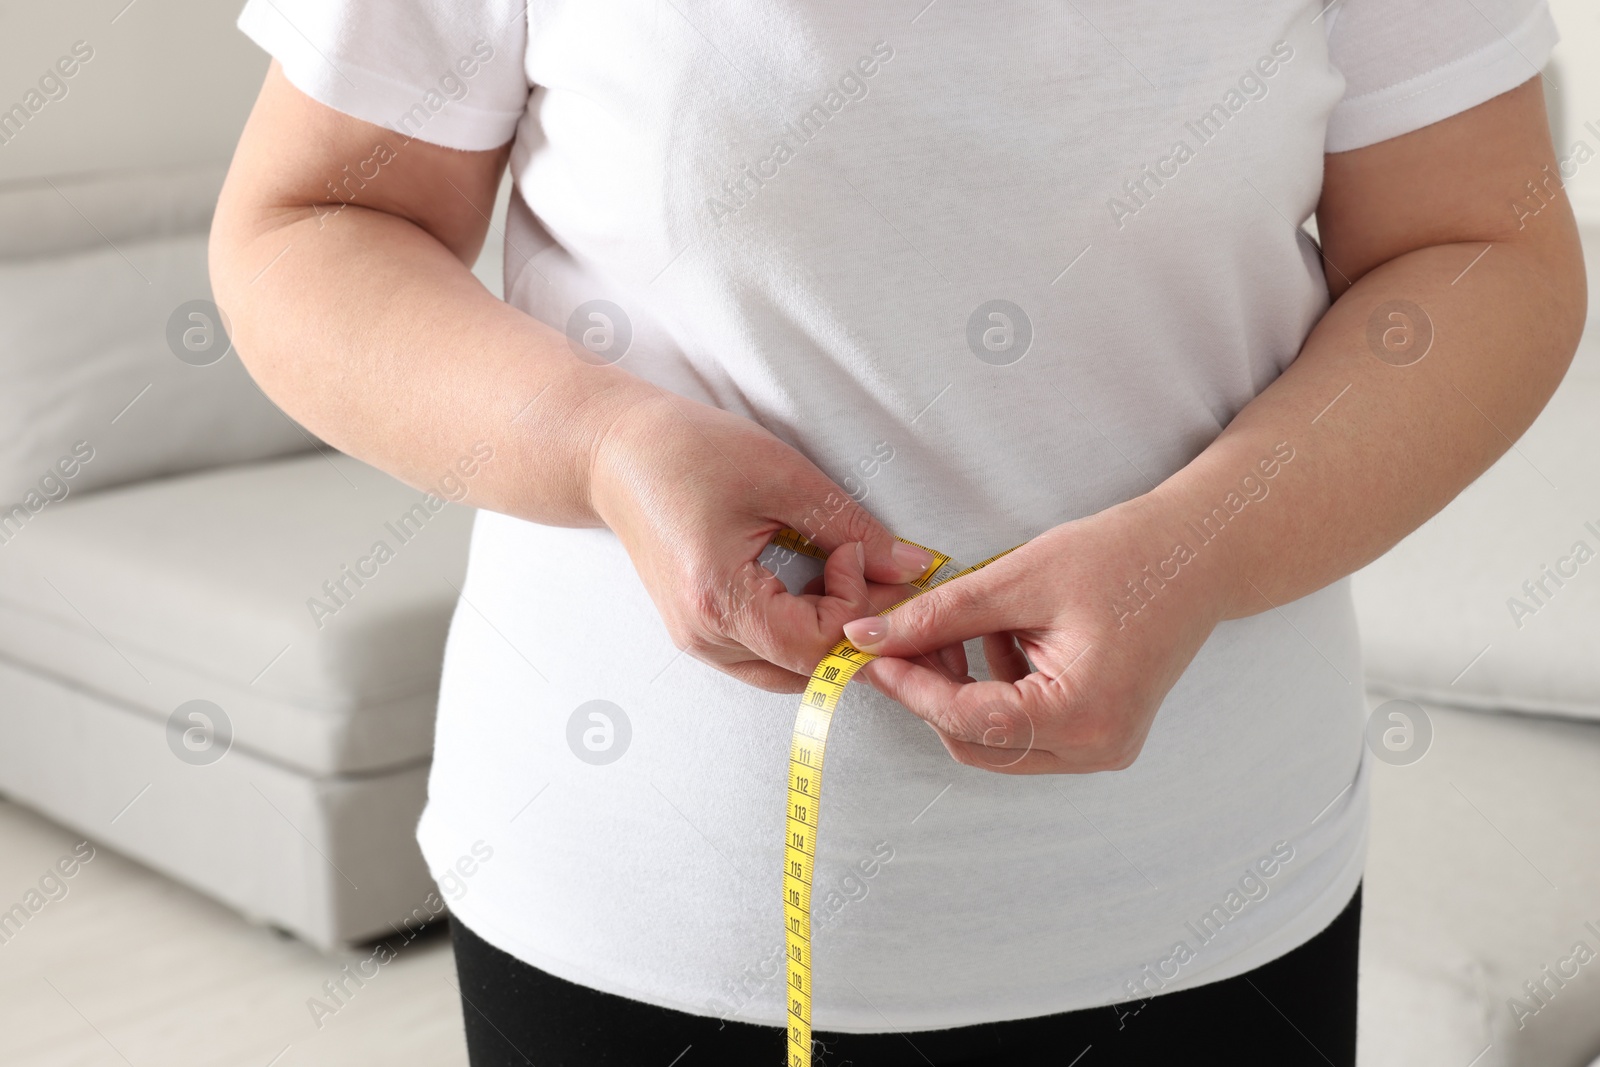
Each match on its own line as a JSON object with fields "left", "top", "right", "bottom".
{"left": 418, "top": 801, "right": 744, "bottom": 1021}
{"left": 236, "top": 3, "right": 524, "bottom": 152}
{"left": 1101, "top": 815, "right": 1369, "bottom": 1011}
{"left": 1325, "top": 1, "right": 1557, "bottom": 153}
{"left": 417, "top": 785, "right": 1370, "bottom": 1034}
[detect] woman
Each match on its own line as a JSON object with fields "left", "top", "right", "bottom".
{"left": 212, "top": 1, "right": 1585, "bottom": 1063}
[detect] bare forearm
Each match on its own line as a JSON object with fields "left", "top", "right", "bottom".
{"left": 209, "top": 198, "right": 645, "bottom": 526}
{"left": 1142, "top": 232, "right": 1585, "bottom": 622}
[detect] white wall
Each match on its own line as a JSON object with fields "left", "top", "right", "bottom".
{"left": 0, "top": 0, "right": 267, "bottom": 182}
{"left": 1548, "top": 0, "right": 1600, "bottom": 223}
{"left": 0, "top": 0, "right": 513, "bottom": 290}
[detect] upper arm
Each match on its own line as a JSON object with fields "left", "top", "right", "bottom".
{"left": 1315, "top": 77, "right": 1584, "bottom": 305}
{"left": 214, "top": 61, "right": 510, "bottom": 268}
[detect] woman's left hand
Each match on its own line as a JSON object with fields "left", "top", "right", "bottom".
{"left": 841, "top": 495, "right": 1236, "bottom": 774}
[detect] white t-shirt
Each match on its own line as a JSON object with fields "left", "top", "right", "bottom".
{"left": 240, "top": 0, "right": 1557, "bottom": 1032}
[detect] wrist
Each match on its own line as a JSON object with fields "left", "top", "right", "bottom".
{"left": 582, "top": 375, "right": 674, "bottom": 530}
{"left": 1144, "top": 435, "right": 1311, "bottom": 621}
{"left": 1118, "top": 476, "right": 1252, "bottom": 628}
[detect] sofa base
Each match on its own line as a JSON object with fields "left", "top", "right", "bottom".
{"left": 0, "top": 655, "right": 438, "bottom": 950}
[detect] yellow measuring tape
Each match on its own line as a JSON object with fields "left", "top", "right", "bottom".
{"left": 771, "top": 527, "right": 1017, "bottom": 1067}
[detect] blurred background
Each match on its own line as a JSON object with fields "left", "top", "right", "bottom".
{"left": 0, "top": 2, "right": 1597, "bottom": 1065}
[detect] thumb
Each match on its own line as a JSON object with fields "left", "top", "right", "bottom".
{"left": 842, "top": 562, "right": 1021, "bottom": 660}
{"left": 779, "top": 483, "right": 936, "bottom": 586}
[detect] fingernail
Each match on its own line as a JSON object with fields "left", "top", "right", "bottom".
{"left": 890, "top": 541, "right": 935, "bottom": 576}
{"left": 843, "top": 618, "right": 887, "bottom": 650}
{"left": 855, "top": 542, "right": 866, "bottom": 570}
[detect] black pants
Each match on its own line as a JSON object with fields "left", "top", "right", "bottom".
{"left": 451, "top": 883, "right": 1360, "bottom": 1066}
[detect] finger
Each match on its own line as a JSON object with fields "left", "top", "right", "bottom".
{"left": 721, "top": 537, "right": 922, "bottom": 678}
{"left": 865, "top": 658, "right": 1066, "bottom": 773}
{"left": 685, "top": 623, "right": 812, "bottom": 693}
{"left": 719, "top": 544, "right": 879, "bottom": 676}
{"left": 874, "top": 652, "right": 1149, "bottom": 774}
{"left": 798, "top": 543, "right": 960, "bottom": 682}
{"left": 778, "top": 481, "right": 935, "bottom": 585}
{"left": 760, "top": 538, "right": 912, "bottom": 649}
{"left": 913, "top": 647, "right": 974, "bottom": 684}
{"left": 819, "top": 541, "right": 876, "bottom": 618}
{"left": 861, "top": 658, "right": 1034, "bottom": 747}
{"left": 842, "top": 557, "right": 1028, "bottom": 662}
{"left": 711, "top": 559, "right": 787, "bottom": 636}
{"left": 857, "top": 648, "right": 971, "bottom": 691}
{"left": 940, "top": 641, "right": 969, "bottom": 678}
{"left": 811, "top": 538, "right": 926, "bottom": 622}
{"left": 932, "top": 728, "right": 1062, "bottom": 775}
{"left": 718, "top": 659, "right": 809, "bottom": 693}
{"left": 983, "top": 632, "right": 1031, "bottom": 683}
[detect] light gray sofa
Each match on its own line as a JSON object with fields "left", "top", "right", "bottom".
{"left": 0, "top": 0, "right": 512, "bottom": 951}
{"left": 1351, "top": 232, "right": 1600, "bottom": 1067}
{"left": 0, "top": 456, "right": 469, "bottom": 948}
{"left": 0, "top": 163, "right": 476, "bottom": 948}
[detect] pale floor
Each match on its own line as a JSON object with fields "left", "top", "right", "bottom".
{"left": 0, "top": 795, "right": 471, "bottom": 1067}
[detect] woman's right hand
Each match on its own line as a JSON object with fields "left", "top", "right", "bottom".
{"left": 207, "top": 65, "right": 953, "bottom": 694}
{"left": 589, "top": 385, "right": 941, "bottom": 692}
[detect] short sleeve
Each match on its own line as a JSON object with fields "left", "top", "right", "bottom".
{"left": 1323, "top": 0, "right": 1558, "bottom": 153}
{"left": 236, "top": 0, "right": 529, "bottom": 151}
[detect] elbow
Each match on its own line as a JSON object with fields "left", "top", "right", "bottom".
{"left": 206, "top": 168, "right": 307, "bottom": 393}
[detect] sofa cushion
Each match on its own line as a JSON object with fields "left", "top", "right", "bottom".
{"left": 0, "top": 451, "right": 472, "bottom": 775}
{"left": 0, "top": 165, "right": 226, "bottom": 261}
{"left": 1353, "top": 326, "right": 1600, "bottom": 721}
{"left": 1360, "top": 700, "right": 1600, "bottom": 1067}
{"left": 0, "top": 220, "right": 314, "bottom": 505}
{"left": 0, "top": 658, "right": 436, "bottom": 950}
